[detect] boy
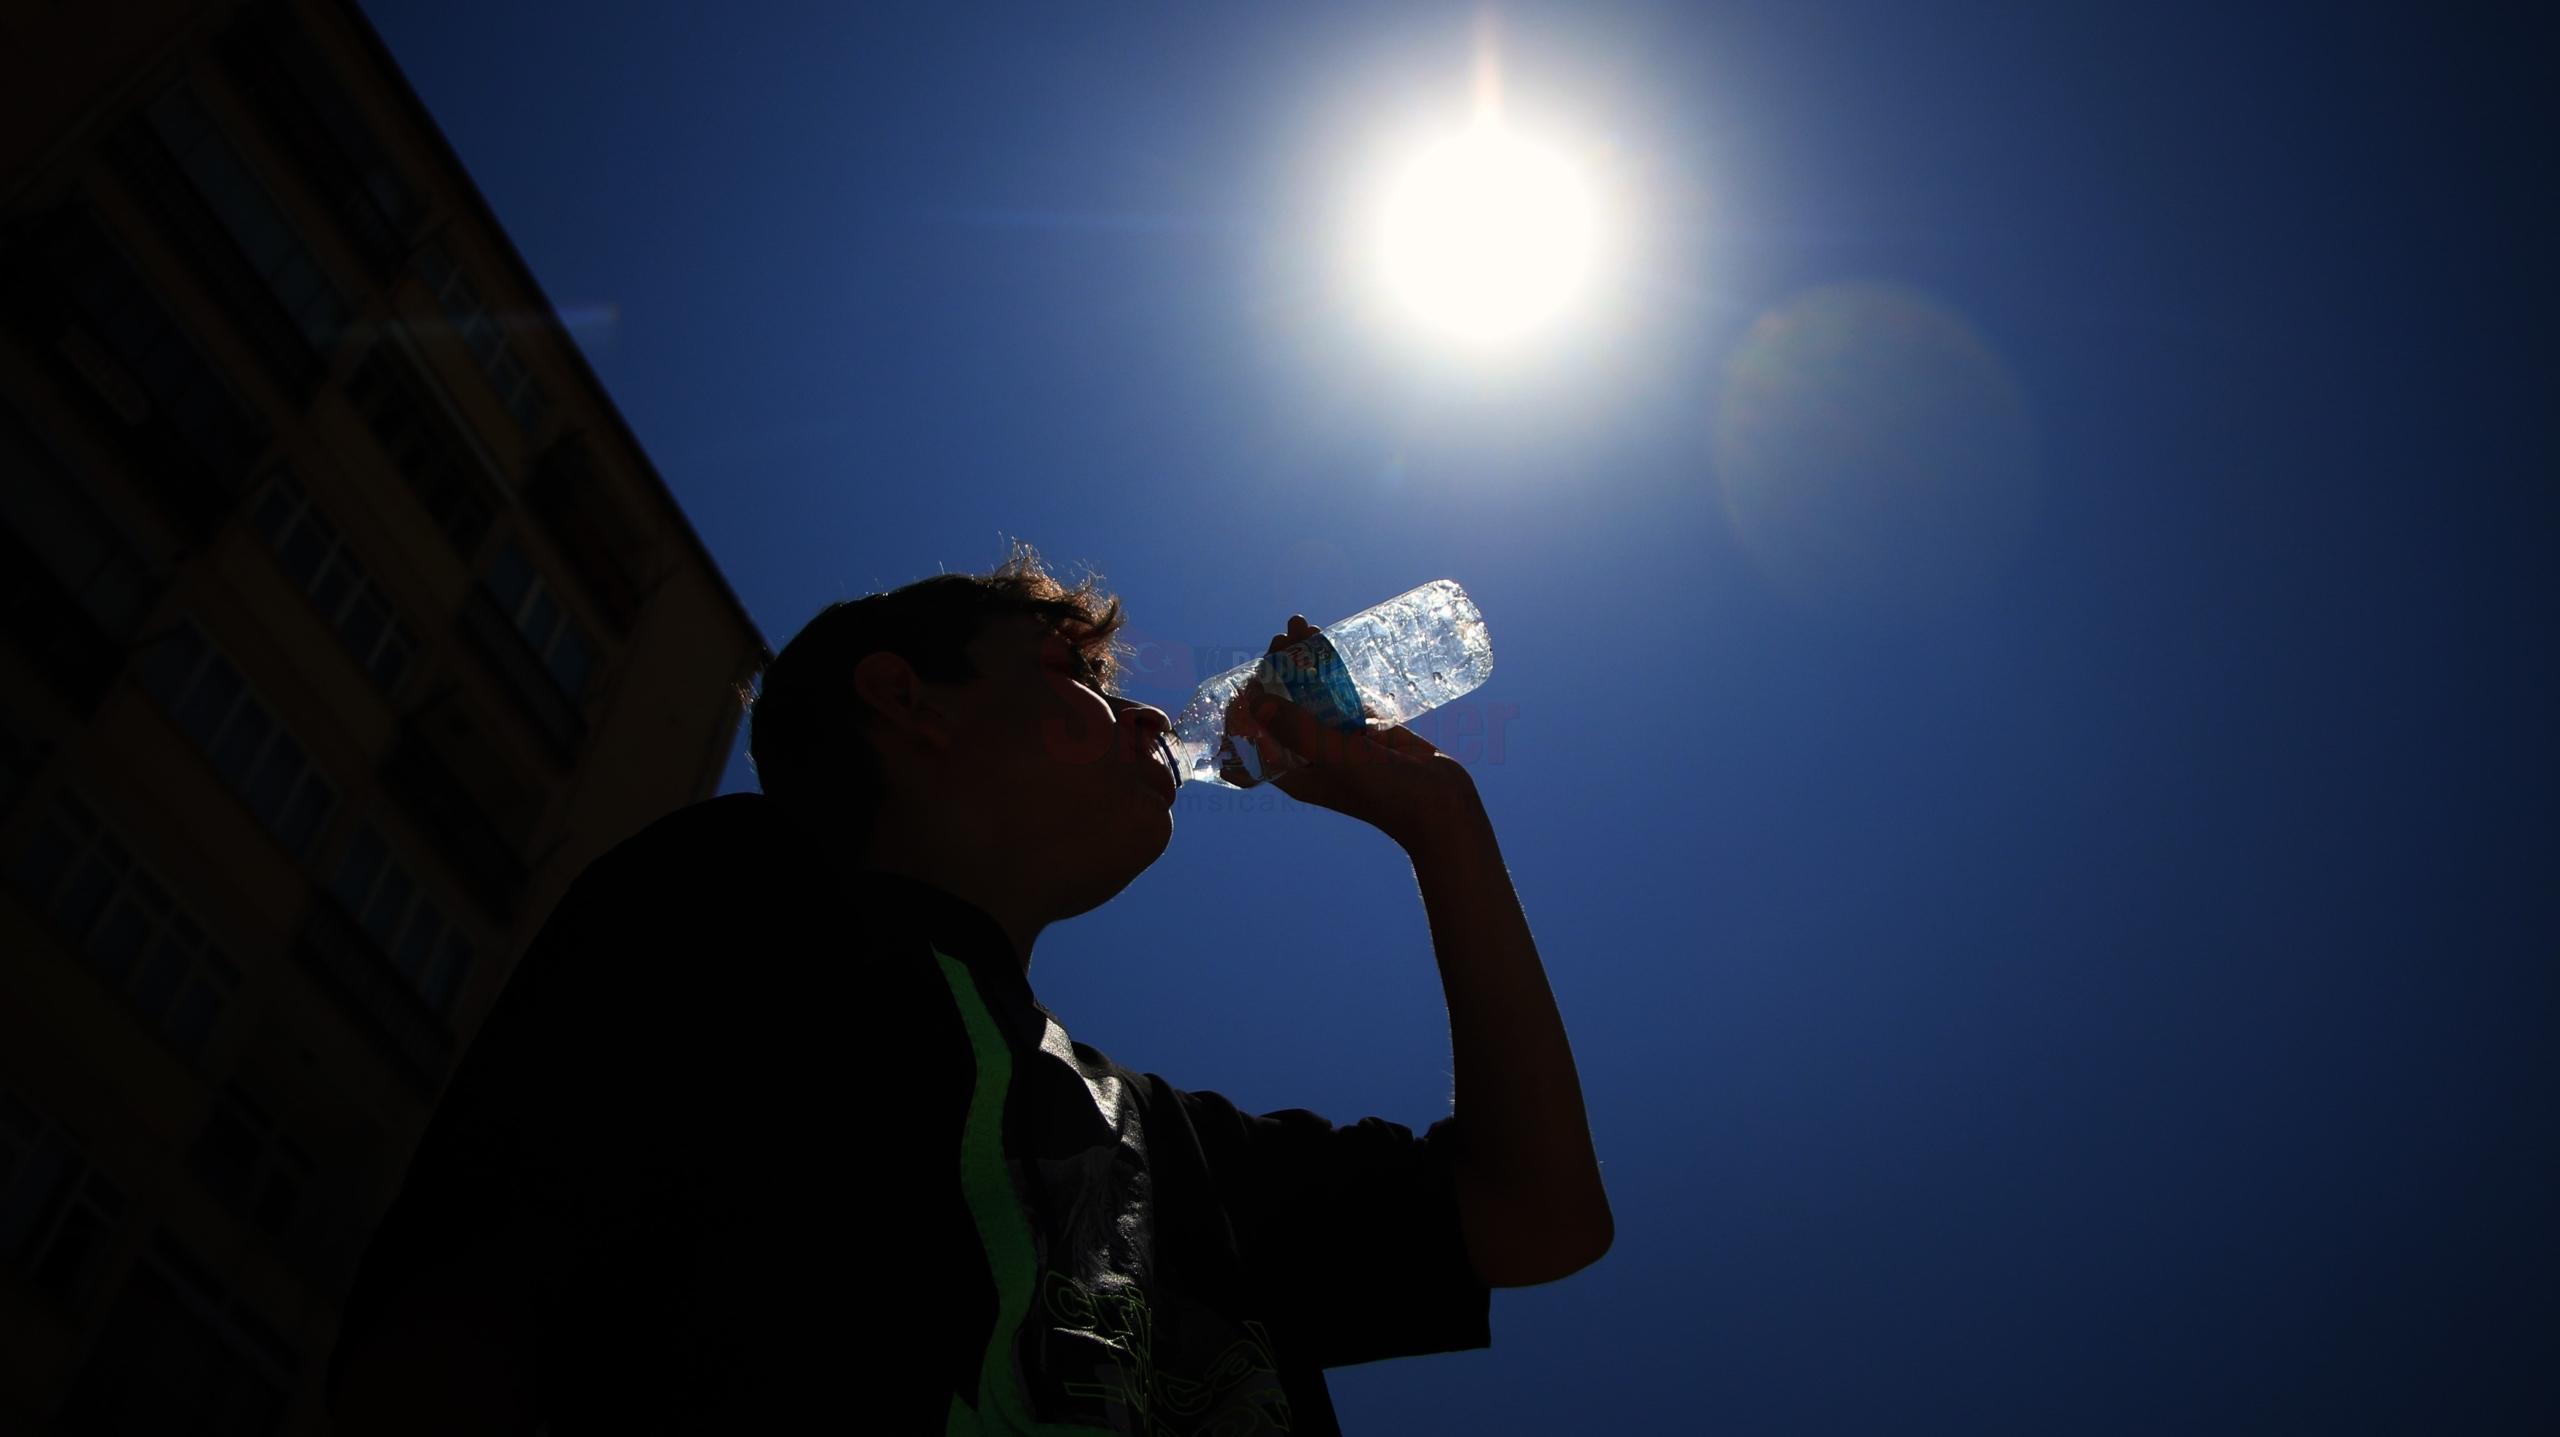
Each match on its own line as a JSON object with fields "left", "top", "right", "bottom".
{"left": 327, "top": 545, "right": 1608, "bottom": 1433}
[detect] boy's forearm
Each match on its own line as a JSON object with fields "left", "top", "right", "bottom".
{"left": 1404, "top": 794, "right": 1613, "bottom": 1283}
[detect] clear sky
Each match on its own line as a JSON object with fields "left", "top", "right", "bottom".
{"left": 358, "top": 2, "right": 2553, "bottom": 1430}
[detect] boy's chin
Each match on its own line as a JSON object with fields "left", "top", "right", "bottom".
{"left": 1052, "top": 824, "right": 1169, "bottom": 920}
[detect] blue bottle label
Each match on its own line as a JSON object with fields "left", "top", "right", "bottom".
{"left": 1255, "top": 632, "right": 1368, "bottom": 733}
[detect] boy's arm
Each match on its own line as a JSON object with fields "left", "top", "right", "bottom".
{"left": 1236, "top": 625, "right": 1612, "bottom": 1287}
{"left": 1404, "top": 789, "right": 1614, "bottom": 1287}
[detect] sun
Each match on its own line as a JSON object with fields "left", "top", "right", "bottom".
{"left": 1378, "top": 122, "right": 1598, "bottom": 351}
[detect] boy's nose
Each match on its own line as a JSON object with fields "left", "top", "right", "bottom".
{"left": 1116, "top": 697, "right": 1173, "bottom": 747}
{"left": 1114, "top": 699, "right": 1175, "bottom": 770}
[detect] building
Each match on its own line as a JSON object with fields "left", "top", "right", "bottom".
{"left": 0, "top": 1, "right": 769, "bottom": 1429}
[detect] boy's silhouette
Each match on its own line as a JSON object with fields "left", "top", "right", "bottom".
{"left": 326, "top": 545, "right": 1609, "bottom": 1433}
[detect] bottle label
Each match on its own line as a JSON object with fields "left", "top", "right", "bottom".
{"left": 1253, "top": 632, "right": 1368, "bottom": 733}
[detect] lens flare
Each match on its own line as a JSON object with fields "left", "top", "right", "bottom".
{"left": 1714, "top": 283, "right": 2039, "bottom": 614}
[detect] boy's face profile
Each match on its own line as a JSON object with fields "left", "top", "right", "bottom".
{"left": 922, "top": 612, "right": 1179, "bottom": 914}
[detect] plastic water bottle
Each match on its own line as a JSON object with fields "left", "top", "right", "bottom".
{"left": 1166, "top": 579, "right": 1494, "bottom": 790}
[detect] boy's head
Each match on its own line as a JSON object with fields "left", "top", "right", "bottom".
{"left": 748, "top": 543, "right": 1179, "bottom": 920}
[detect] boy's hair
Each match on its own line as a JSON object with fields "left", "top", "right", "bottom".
{"left": 747, "top": 540, "right": 1126, "bottom": 832}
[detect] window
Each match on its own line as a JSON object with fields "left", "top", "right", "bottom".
{"left": 379, "top": 723, "right": 532, "bottom": 921}
{"left": 18, "top": 209, "right": 267, "bottom": 529}
{"left": 246, "top": 473, "right": 416, "bottom": 694}
{"left": 416, "top": 241, "right": 548, "bottom": 432}
{"left": 483, "top": 542, "right": 595, "bottom": 700}
{"left": 525, "top": 437, "right": 650, "bottom": 633}
{"left": 135, "top": 621, "right": 337, "bottom": 858}
{"left": 0, "top": 400, "right": 160, "bottom": 711}
{"left": 0, "top": 726, "right": 39, "bottom": 816}
{"left": 330, "top": 825, "right": 474, "bottom": 1017}
{"left": 139, "top": 83, "right": 347, "bottom": 364}
{"left": 293, "top": 894, "right": 457, "bottom": 1093}
{"left": 188, "top": 1087, "right": 314, "bottom": 1246}
{"left": 9, "top": 791, "right": 244, "bottom": 1060}
{"left": 343, "top": 345, "right": 498, "bottom": 557}
{"left": 0, "top": 401, "right": 159, "bottom": 639}
{"left": 0, "top": 1090, "right": 127, "bottom": 1311}
{"left": 57, "top": 1237, "right": 294, "bottom": 1436}
{"left": 218, "top": 1, "right": 420, "bottom": 276}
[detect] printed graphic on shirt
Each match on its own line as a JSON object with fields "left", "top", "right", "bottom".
{"left": 935, "top": 949, "right": 1297, "bottom": 1436}
{"left": 1046, "top": 1272, "right": 1292, "bottom": 1434}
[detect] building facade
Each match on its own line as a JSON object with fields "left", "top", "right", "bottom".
{"left": 0, "top": 1, "right": 768, "bottom": 1429}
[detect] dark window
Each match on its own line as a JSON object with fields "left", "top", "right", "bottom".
{"left": 190, "top": 1093, "right": 266, "bottom": 1211}
{"left": 524, "top": 437, "right": 652, "bottom": 634}
{"left": 0, "top": 1091, "right": 127, "bottom": 1312}
{"left": 0, "top": 726, "right": 41, "bottom": 817}
{"left": 143, "top": 86, "right": 345, "bottom": 357}
{"left": 244, "top": 472, "right": 418, "bottom": 697}
{"left": 328, "top": 824, "right": 475, "bottom": 1019}
{"left": 378, "top": 725, "right": 530, "bottom": 920}
{"left": 461, "top": 577, "right": 588, "bottom": 759}
{"left": 483, "top": 539, "right": 532, "bottom": 612}
{"left": 416, "top": 241, "right": 548, "bottom": 432}
{"left": 343, "top": 345, "right": 499, "bottom": 558}
{"left": 0, "top": 403, "right": 158, "bottom": 636}
{"left": 328, "top": 825, "right": 386, "bottom": 912}
{"left": 0, "top": 209, "right": 266, "bottom": 536}
{"left": 136, "top": 620, "right": 338, "bottom": 859}
{"left": 481, "top": 541, "right": 596, "bottom": 701}
{"left": 254, "top": 1142, "right": 310, "bottom": 1241}
{"left": 188, "top": 1088, "right": 315, "bottom": 1246}
{"left": 106, "top": 81, "right": 347, "bottom": 402}
{"left": 0, "top": 402, "right": 159, "bottom": 713}
{"left": 57, "top": 1240, "right": 293, "bottom": 1436}
{"left": 294, "top": 895, "right": 456, "bottom": 1095}
{"left": 216, "top": 2, "right": 421, "bottom": 277}
{"left": 8, "top": 791, "right": 243, "bottom": 1062}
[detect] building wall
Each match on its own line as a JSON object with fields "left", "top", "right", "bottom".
{"left": 0, "top": 1, "right": 768, "bottom": 1430}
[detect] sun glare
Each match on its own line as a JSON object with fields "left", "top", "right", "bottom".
{"left": 1379, "top": 122, "right": 1598, "bottom": 349}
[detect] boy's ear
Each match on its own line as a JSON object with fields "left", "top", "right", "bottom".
{"left": 851, "top": 650, "right": 951, "bottom": 753}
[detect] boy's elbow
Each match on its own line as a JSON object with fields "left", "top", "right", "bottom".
{"left": 1465, "top": 1205, "right": 1616, "bottom": 1287}
{"left": 1458, "top": 1165, "right": 1615, "bottom": 1286}
{"left": 1542, "top": 1210, "right": 1616, "bottom": 1282}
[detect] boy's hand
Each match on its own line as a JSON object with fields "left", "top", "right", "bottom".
{"left": 1231, "top": 615, "right": 1485, "bottom": 852}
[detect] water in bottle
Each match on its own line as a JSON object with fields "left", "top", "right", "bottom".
{"left": 1166, "top": 579, "right": 1494, "bottom": 790}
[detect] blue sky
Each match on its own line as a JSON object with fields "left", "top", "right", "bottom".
{"left": 360, "top": 2, "right": 2552, "bottom": 1430}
